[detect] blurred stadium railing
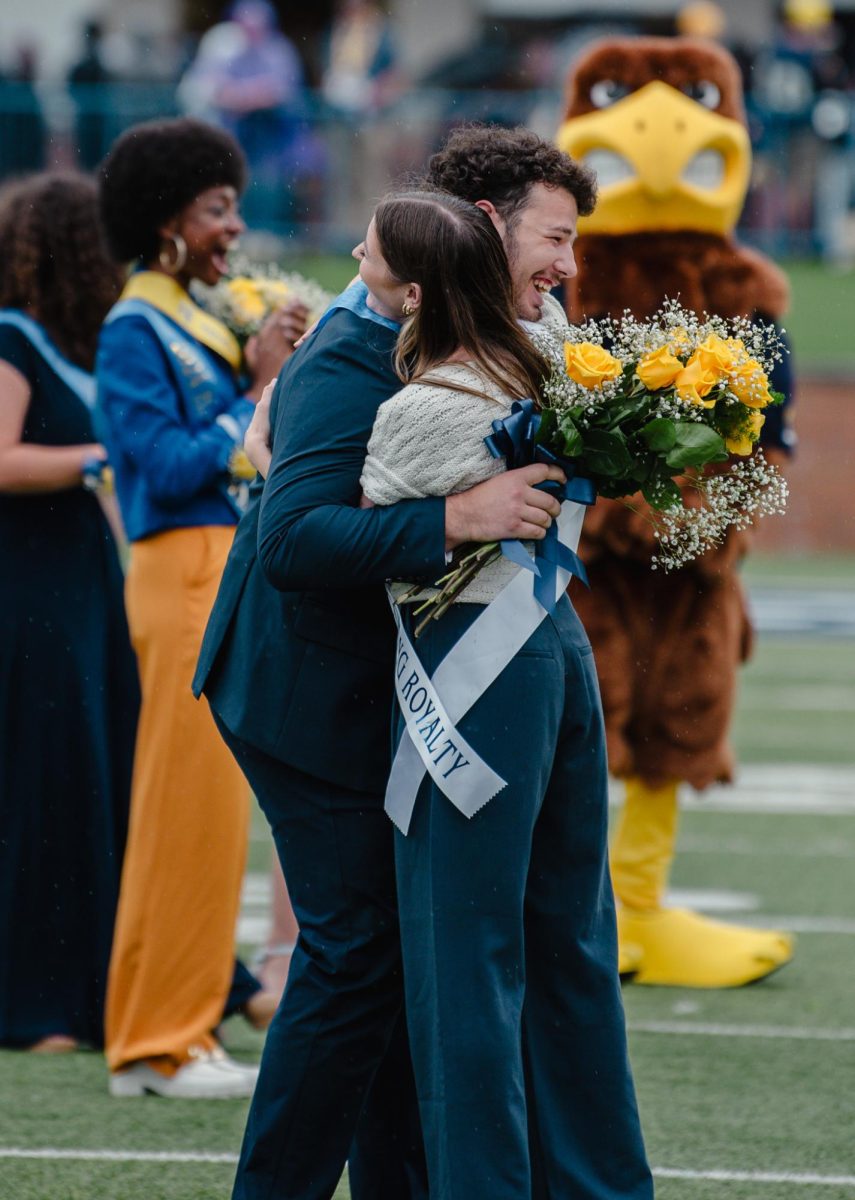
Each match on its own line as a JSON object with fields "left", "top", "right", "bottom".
{"left": 1, "top": 81, "right": 852, "bottom": 258}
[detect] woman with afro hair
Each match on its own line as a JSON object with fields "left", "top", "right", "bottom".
{"left": 96, "top": 117, "right": 306, "bottom": 1098}
{"left": 0, "top": 172, "right": 139, "bottom": 1052}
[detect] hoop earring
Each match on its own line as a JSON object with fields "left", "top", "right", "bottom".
{"left": 158, "top": 233, "right": 188, "bottom": 275}
{"left": 402, "top": 301, "right": 416, "bottom": 317}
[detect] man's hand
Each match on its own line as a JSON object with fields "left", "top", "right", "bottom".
{"left": 445, "top": 464, "right": 565, "bottom": 551}
{"left": 244, "top": 378, "right": 276, "bottom": 479}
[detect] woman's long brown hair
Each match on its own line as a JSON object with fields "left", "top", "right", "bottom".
{"left": 0, "top": 172, "right": 123, "bottom": 370}
{"left": 373, "top": 191, "right": 549, "bottom": 406}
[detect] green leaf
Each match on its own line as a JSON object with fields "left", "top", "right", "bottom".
{"left": 557, "top": 412, "right": 583, "bottom": 457}
{"left": 598, "top": 478, "right": 638, "bottom": 499}
{"left": 665, "top": 422, "right": 726, "bottom": 469}
{"left": 629, "top": 457, "right": 652, "bottom": 483}
{"left": 768, "top": 389, "right": 785, "bottom": 407}
{"left": 640, "top": 417, "right": 677, "bottom": 452}
{"left": 536, "top": 406, "right": 557, "bottom": 444}
{"left": 642, "top": 477, "right": 682, "bottom": 509}
{"left": 581, "top": 428, "right": 633, "bottom": 477}
{"left": 605, "top": 400, "right": 645, "bottom": 430}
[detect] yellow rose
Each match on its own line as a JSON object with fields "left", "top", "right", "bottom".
{"left": 256, "top": 279, "right": 291, "bottom": 307}
{"left": 674, "top": 354, "right": 718, "bottom": 407}
{"left": 728, "top": 359, "right": 772, "bottom": 408}
{"left": 725, "top": 410, "right": 765, "bottom": 456}
{"left": 636, "top": 346, "right": 683, "bottom": 390}
{"left": 564, "top": 342, "right": 622, "bottom": 388}
{"left": 694, "top": 333, "right": 738, "bottom": 379}
{"left": 226, "top": 277, "right": 267, "bottom": 321}
{"left": 668, "top": 326, "right": 692, "bottom": 355}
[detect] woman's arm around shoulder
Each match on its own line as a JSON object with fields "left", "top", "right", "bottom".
{"left": 361, "top": 373, "right": 506, "bottom": 507}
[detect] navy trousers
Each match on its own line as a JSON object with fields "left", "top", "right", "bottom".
{"left": 213, "top": 714, "right": 427, "bottom": 1200}
{"left": 394, "top": 597, "right": 654, "bottom": 1200}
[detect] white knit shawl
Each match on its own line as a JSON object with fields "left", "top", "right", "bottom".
{"left": 359, "top": 293, "right": 568, "bottom": 604}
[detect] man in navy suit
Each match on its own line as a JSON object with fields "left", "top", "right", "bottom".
{"left": 194, "top": 277, "right": 563, "bottom": 1199}
{"left": 195, "top": 126, "right": 650, "bottom": 1200}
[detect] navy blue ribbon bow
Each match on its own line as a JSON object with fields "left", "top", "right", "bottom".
{"left": 484, "top": 399, "right": 595, "bottom": 608}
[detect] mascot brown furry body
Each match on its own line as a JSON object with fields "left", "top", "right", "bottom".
{"left": 557, "top": 37, "right": 794, "bottom": 986}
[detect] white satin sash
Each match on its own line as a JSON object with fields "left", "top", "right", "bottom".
{"left": 385, "top": 500, "right": 586, "bottom": 834}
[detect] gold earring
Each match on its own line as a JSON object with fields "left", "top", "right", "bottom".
{"left": 158, "top": 233, "right": 188, "bottom": 274}
{"left": 402, "top": 301, "right": 416, "bottom": 317}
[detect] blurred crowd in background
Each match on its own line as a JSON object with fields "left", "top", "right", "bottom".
{"left": 1, "top": 0, "right": 855, "bottom": 259}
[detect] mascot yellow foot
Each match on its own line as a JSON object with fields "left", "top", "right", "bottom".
{"left": 612, "top": 777, "right": 794, "bottom": 988}
{"left": 616, "top": 907, "right": 793, "bottom": 988}
{"left": 618, "top": 939, "right": 644, "bottom": 980}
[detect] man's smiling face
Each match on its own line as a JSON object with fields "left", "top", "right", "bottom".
{"left": 497, "top": 183, "right": 579, "bottom": 322}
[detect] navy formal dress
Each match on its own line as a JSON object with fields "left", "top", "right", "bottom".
{"left": 0, "top": 316, "right": 139, "bottom": 1048}
{"left": 195, "top": 298, "right": 445, "bottom": 1200}
{"left": 358, "top": 364, "right": 654, "bottom": 1199}
{"left": 394, "top": 599, "right": 653, "bottom": 1200}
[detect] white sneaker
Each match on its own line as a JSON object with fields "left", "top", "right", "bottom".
{"left": 109, "top": 1047, "right": 258, "bottom": 1099}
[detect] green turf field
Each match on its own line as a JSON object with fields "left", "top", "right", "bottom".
{"left": 776, "top": 262, "right": 855, "bottom": 374}
{"left": 2, "top": 555, "right": 853, "bottom": 1199}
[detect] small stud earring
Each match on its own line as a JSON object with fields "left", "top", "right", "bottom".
{"left": 402, "top": 301, "right": 416, "bottom": 317}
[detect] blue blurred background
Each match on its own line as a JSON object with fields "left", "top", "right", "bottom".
{"left": 1, "top": 0, "right": 854, "bottom": 259}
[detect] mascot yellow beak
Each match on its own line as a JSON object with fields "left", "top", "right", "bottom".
{"left": 557, "top": 80, "right": 750, "bottom": 236}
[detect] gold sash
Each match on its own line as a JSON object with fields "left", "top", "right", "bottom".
{"left": 119, "top": 272, "right": 242, "bottom": 372}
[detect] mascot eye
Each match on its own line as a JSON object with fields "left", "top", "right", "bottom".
{"left": 681, "top": 80, "right": 721, "bottom": 109}
{"left": 589, "top": 79, "right": 630, "bottom": 109}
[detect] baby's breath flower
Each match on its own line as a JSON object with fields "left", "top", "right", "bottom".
{"left": 650, "top": 451, "right": 788, "bottom": 571}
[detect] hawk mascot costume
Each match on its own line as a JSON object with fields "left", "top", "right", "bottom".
{"left": 557, "top": 36, "right": 795, "bottom": 987}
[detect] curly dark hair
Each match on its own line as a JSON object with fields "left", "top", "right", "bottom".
{"left": 99, "top": 117, "right": 247, "bottom": 264}
{"left": 0, "top": 172, "right": 123, "bottom": 370}
{"left": 425, "top": 123, "right": 597, "bottom": 229}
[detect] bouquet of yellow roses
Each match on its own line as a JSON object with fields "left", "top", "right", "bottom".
{"left": 409, "top": 300, "right": 788, "bottom": 631}
{"left": 194, "top": 258, "right": 335, "bottom": 343}
{"left": 536, "top": 299, "right": 789, "bottom": 569}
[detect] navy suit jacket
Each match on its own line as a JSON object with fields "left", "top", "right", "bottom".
{"left": 193, "top": 306, "right": 446, "bottom": 794}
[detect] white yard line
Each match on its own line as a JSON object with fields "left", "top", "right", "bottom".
{"left": 730, "top": 915, "right": 855, "bottom": 934}
{"left": 676, "top": 796, "right": 855, "bottom": 816}
{"left": 691, "top": 765, "right": 855, "bottom": 794}
{"left": 1, "top": 1149, "right": 853, "bottom": 1188}
{"left": 629, "top": 1021, "right": 855, "bottom": 1043}
{"left": 608, "top": 765, "right": 855, "bottom": 815}
{"left": 677, "top": 834, "right": 855, "bottom": 858}
{"left": 0, "top": 1149, "right": 237, "bottom": 1163}
{"left": 656, "top": 1167, "right": 855, "bottom": 1187}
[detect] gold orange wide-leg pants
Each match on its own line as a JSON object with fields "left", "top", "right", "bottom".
{"left": 106, "top": 526, "right": 249, "bottom": 1074}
